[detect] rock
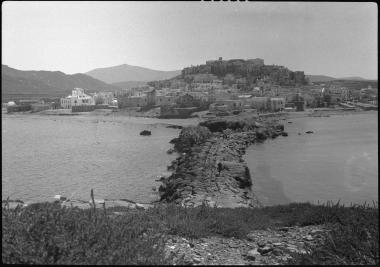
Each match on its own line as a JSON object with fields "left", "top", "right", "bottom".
{"left": 167, "top": 148, "right": 175, "bottom": 154}
{"left": 192, "top": 257, "right": 202, "bottom": 264}
{"left": 310, "top": 229, "right": 323, "bottom": 235}
{"left": 257, "top": 241, "right": 267, "bottom": 247}
{"left": 255, "top": 128, "right": 268, "bottom": 140}
{"left": 246, "top": 248, "right": 260, "bottom": 260}
{"left": 247, "top": 233, "right": 256, "bottom": 241}
{"left": 135, "top": 203, "right": 154, "bottom": 210}
{"left": 287, "top": 121, "right": 293, "bottom": 123}
{"left": 258, "top": 246, "right": 273, "bottom": 255}
{"left": 271, "top": 132, "right": 279, "bottom": 138}
{"left": 275, "top": 124, "right": 285, "bottom": 131}
{"left": 229, "top": 242, "right": 239, "bottom": 248}
{"left": 166, "top": 124, "right": 183, "bottom": 129}
{"left": 140, "top": 130, "right": 151, "bottom": 136}
{"left": 254, "top": 121, "right": 263, "bottom": 128}
{"left": 303, "top": 235, "right": 314, "bottom": 241}
{"left": 219, "top": 161, "right": 251, "bottom": 187}
{"left": 54, "top": 195, "right": 67, "bottom": 201}
{"left": 272, "top": 248, "right": 283, "bottom": 256}
{"left": 155, "top": 176, "right": 166, "bottom": 182}
{"left": 281, "top": 132, "right": 288, "bottom": 137}
{"left": 113, "top": 211, "right": 126, "bottom": 216}
{"left": 207, "top": 200, "right": 216, "bottom": 207}
{"left": 169, "top": 137, "right": 179, "bottom": 144}
{"left": 305, "top": 130, "right": 314, "bottom": 134}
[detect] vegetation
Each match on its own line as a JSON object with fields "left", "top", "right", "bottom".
{"left": 173, "top": 125, "right": 212, "bottom": 152}
{"left": 2, "top": 199, "right": 378, "bottom": 265}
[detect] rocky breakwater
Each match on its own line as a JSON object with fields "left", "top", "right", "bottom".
{"left": 159, "top": 117, "right": 286, "bottom": 208}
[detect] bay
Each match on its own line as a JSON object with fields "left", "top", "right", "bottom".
{"left": 244, "top": 112, "right": 378, "bottom": 206}
{"left": 2, "top": 113, "right": 199, "bottom": 203}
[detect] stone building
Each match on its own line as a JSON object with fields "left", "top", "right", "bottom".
{"left": 270, "top": 97, "right": 286, "bottom": 112}
{"left": 93, "top": 92, "right": 114, "bottom": 105}
{"left": 117, "top": 95, "right": 148, "bottom": 108}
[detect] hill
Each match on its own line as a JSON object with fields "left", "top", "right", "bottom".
{"left": 337, "top": 76, "right": 368, "bottom": 81}
{"left": 306, "top": 75, "right": 375, "bottom": 83}
{"left": 306, "top": 75, "right": 336, "bottom": 83}
{"left": 1, "top": 65, "right": 120, "bottom": 102}
{"left": 111, "top": 80, "right": 148, "bottom": 89}
{"left": 85, "top": 64, "right": 181, "bottom": 84}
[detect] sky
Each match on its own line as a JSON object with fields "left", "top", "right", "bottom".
{"left": 2, "top": 1, "right": 378, "bottom": 79}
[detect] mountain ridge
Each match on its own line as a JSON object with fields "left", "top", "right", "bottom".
{"left": 1, "top": 65, "right": 120, "bottom": 102}
{"left": 306, "top": 74, "right": 375, "bottom": 83}
{"left": 85, "top": 64, "right": 181, "bottom": 84}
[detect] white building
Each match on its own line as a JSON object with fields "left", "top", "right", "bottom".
{"left": 60, "top": 88, "right": 95, "bottom": 109}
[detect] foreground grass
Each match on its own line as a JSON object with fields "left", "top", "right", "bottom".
{"left": 2, "top": 201, "right": 378, "bottom": 264}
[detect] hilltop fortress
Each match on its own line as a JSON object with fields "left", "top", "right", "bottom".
{"left": 182, "top": 57, "right": 307, "bottom": 86}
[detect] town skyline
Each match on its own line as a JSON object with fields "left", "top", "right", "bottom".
{"left": 2, "top": 2, "right": 378, "bottom": 79}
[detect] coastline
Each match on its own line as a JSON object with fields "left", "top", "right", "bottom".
{"left": 1, "top": 113, "right": 286, "bottom": 209}
{"left": 158, "top": 114, "right": 287, "bottom": 208}
{"left": 3, "top": 110, "right": 377, "bottom": 208}
{"left": 3, "top": 111, "right": 378, "bottom": 265}
{"left": 2, "top": 109, "right": 376, "bottom": 208}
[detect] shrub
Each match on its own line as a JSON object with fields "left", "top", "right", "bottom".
{"left": 174, "top": 126, "right": 212, "bottom": 151}
{"left": 2, "top": 202, "right": 172, "bottom": 264}
{"left": 3, "top": 200, "right": 378, "bottom": 265}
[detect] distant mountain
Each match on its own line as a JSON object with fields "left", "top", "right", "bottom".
{"left": 85, "top": 64, "right": 181, "bottom": 84}
{"left": 111, "top": 81, "right": 147, "bottom": 89}
{"left": 1, "top": 65, "right": 120, "bottom": 102}
{"left": 306, "top": 74, "right": 375, "bottom": 83}
{"left": 306, "top": 75, "right": 336, "bottom": 83}
{"left": 337, "top": 76, "right": 367, "bottom": 81}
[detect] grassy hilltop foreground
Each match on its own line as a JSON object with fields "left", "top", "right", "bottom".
{"left": 2, "top": 199, "right": 378, "bottom": 265}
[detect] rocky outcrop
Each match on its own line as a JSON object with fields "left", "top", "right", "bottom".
{"left": 140, "top": 130, "right": 151, "bottom": 136}
{"left": 166, "top": 124, "right": 183, "bottom": 129}
{"left": 164, "top": 225, "right": 330, "bottom": 265}
{"left": 159, "top": 117, "right": 286, "bottom": 208}
{"left": 172, "top": 126, "right": 212, "bottom": 152}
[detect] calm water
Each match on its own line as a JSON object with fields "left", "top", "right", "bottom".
{"left": 2, "top": 112, "right": 378, "bottom": 206}
{"left": 244, "top": 112, "right": 378, "bottom": 206}
{"left": 2, "top": 113, "right": 199, "bottom": 203}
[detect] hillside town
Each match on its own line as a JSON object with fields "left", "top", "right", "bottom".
{"left": 3, "top": 58, "right": 378, "bottom": 116}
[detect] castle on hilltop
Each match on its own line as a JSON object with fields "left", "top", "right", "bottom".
{"left": 182, "top": 57, "right": 306, "bottom": 86}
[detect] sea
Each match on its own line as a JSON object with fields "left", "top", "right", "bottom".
{"left": 2, "top": 111, "right": 378, "bottom": 206}
{"left": 244, "top": 112, "right": 378, "bottom": 206}
{"left": 2, "top": 112, "right": 200, "bottom": 203}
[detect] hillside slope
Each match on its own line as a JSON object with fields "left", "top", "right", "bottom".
{"left": 85, "top": 64, "right": 181, "bottom": 84}
{"left": 306, "top": 75, "right": 336, "bottom": 83}
{"left": 2, "top": 65, "right": 120, "bottom": 102}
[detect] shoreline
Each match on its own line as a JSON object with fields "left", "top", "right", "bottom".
{"left": 158, "top": 115, "right": 287, "bottom": 208}
{"left": 1, "top": 114, "right": 287, "bottom": 209}
{"left": 2, "top": 110, "right": 377, "bottom": 208}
